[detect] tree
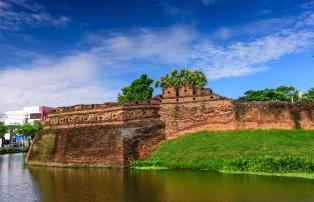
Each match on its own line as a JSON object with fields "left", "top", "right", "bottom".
{"left": 239, "top": 86, "right": 298, "bottom": 102}
{"left": 33, "top": 120, "right": 43, "bottom": 134}
{"left": 275, "top": 86, "right": 298, "bottom": 102}
{"left": 0, "top": 122, "right": 6, "bottom": 138}
{"left": 118, "top": 74, "right": 154, "bottom": 103}
{"left": 17, "top": 119, "right": 43, "bottom": 139}
{"left": 239, "top": 88, "right": 278, "bottom": 101}
{"left": 155, "top": 68, "right": 208, "bottom": 89}
{"left": 6, "top": 124, "right": 19, "bottom": 137}
{"left": 303, "top": 88, "right": 314, "bottom": 103}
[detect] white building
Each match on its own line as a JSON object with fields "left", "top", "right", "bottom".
{"left": 1, "top": 106, "right": 53, "bottom": 147}
{"left": 4, "top": 106, "right": 53, "bottom": 125}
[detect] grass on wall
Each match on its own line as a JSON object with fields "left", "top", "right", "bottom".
{"left": 31, "top": 132, "right": 56, "bottom": 162}
{"left": 131, "top": 130, "right": 314, "bottom": 174}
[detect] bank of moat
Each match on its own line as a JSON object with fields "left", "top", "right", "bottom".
{"left": 26, "top": 85, "right": 314, "bottom": 167}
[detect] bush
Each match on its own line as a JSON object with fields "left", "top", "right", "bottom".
{"left": 0, "top": 147, "right": 29, "bottom": 154}
{"left": 227, "top": 156, "right": 314, "bottom": 173}
{"left": 130, "top": 160, "right": 162, "bottom": 168}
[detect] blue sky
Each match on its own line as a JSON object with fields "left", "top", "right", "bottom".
{"left": 0, "top": 0, "right": 313, "bottom": 112}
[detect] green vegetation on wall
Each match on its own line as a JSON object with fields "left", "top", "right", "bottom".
{"left": 31, "top": 132, "right": 56, "bottom": 162}
{"left": 131, "top": 130, "right": 314, "bottom": 175}
{"left": 118, "top": 74, "right": 154, "bottom": 103}
{"left": 303, "top": 88, "right": 314, "bottom": 103}
{"left": 239, "top": 86, "right": 314, "bottom": 103}
{"left": 239, "top": 86, "right": 299, "bottom": 102}
{"left": 155, "top": 69, "right": 207, "bottom": 89}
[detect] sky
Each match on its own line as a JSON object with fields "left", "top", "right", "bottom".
{"left": 0, "top": 0, "right": 313, "bottom": 113}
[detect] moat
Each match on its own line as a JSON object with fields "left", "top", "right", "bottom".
{"left": 1, "top": 153, "right": 314, "bottom": 202}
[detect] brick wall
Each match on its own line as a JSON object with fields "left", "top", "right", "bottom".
{"left": 26, "top": 85, "right": 314, "bottom": 166}
{"left": 160, "top": 95, "right": 314, "bottom": 139}
{"left": 26, "top": 101, "right": 165, "bottom": 166}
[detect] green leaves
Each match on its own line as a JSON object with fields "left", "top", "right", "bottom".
{"left": 239, "top": 86, "right": 314, "bottom": 103}
{"left": 16, "top": 119, "right": 43, "bottom": 138}
{"left": 118, "top": 74, "right": 154, "bottom": 103}
{"left": 239, "top": 86, "right": 298, "bottom": 102}
{"left": 0, "top": 122, "right": 5, "bottom": 138}
{"left": 155, "top": 68, "right": 208, "bottom": 89}
{"left": 303, "top": 88, "right": 314, "bottom": 103}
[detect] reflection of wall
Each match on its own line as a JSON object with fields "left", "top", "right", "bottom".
{"left": 28, "top": 167, "right": 125, "bottom": 202}
{"left": 27, "top": 167, "right": 314, "bottom": 202}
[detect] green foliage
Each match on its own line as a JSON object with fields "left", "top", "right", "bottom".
{"left": 130, "top": 160, "right": 162, "bottom": 168}
{"left": 118, "top": 74, "right": 154, "bottom": 103}
{"left": 133, "top": 130, "right": 314, "bottom": 174}
{"left": 155, "top": 68, "right": 208, "bottom": 89}
{"left": 17, "top": 119, "right": 43, "bottom": 138}
{"left": 303, "top": 88, "right": 314, "bottom": 103}
{"left": 31, "top": 132, "right": 56, "bottom": 162}
{"left": 229, "top": 156, "right": 314, "bottom": 173}
{"left": 0, "top": 147, "right": 28, "bottom": 154}
{"left": 239, "top": 86, "right": 298, "bottom": 102}
{"left": 0, "top": 122, "right": 6, "bottom": 138}
{"left": 5, "top": 124, "right": 19, "bottom": 136}
{"left": 33, "top": 120, "right": 43, "bottom": 133}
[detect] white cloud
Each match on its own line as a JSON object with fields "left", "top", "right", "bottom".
{"left": 201, "top": 0, "right": 217, "bottom": 6}
{"left": 212, "top": 16, "right": 296, "bottom": 40}
{"left": 1, "top": 8, "right": 314, "bottom": 112}
{"left": 0, "top": 53, "right": 119, "bottom": 112}
{"left": 190, "top": 10, "right": 314, "bottom": 79}
{"left": 0, "top": 26, "right": 196, "bottom": 112}
{"left": 0, "top": 0, "right": 70, "bottom": 30}
{"left": 87, "top": 26, "right": 197, "bottom": 64}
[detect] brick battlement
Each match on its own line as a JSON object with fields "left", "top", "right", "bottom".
{"left": 45, "top": 100, "right": 161, "bottom": 129}
{"left": 162, "top": 84, "right": 213, "bottom": 98}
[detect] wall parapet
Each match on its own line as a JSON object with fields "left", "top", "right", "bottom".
{"left": 44, "top": 100, "right": 161, "bottom": 129}
{"left": 162, "top": 85, "right": 214, "bottom": 98}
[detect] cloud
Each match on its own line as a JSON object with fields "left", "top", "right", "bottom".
{"left": 0, "top": 0, "right": 70, "bottom": 30}
{"left": 0, "top": 53, "right": 119, "bottom": 112}
{"left": 212, "top": 16, "right": 296, "bottom": 40}
{"left": 201, "top": 0, "right": 217, "bottom": 6}
{"left": 1, "top": 7, "right": 314, "bottom": 112}
{"left": 301, "top": 1, "right": 314, "bottom": 9}
{"left": 191, "top": 10, "right": 314, "bottom": 79}
{"left": 85, "top": 26, "right": 198, "bottom": 65}
{"left": 0, "top": 26, "right": 197, "bottom": 112}
{"left": 190, "top": 29, "right": 314, "bottom": 79}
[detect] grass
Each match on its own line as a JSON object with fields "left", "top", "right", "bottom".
{"left": 0, "top": 147, "right": 29, "bottom": 154}
{"left": 131, "top": 130, "right": 314, "bottom": 178}
{"left": 31, "top": 132, "right": 56, "bottom": 162}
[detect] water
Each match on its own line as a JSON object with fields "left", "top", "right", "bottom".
{"left": 1, "top": 153, "right": 314, "bottom": 202}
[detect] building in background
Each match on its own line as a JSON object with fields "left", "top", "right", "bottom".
{"left": 4, "top": 106, "right": 53, "bottom": 125}
{"left": 2, "top": 106, "right": 53, "bottom": 147}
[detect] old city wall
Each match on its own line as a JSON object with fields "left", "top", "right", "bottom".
{"left": 26, "top": 100, "right": 165, "bottom": 166}
{"left": 160, "top": 85, "right": 314, "bottom": 139}
{"left": 26, "top": 85, "right": 314, "bottom": 166}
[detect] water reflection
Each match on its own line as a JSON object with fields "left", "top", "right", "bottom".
{"left": 1, "top": 153, "right": 314, "bottom": 202}
{"left": 0, "top": 153, "right": 40, "bottom": 202}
